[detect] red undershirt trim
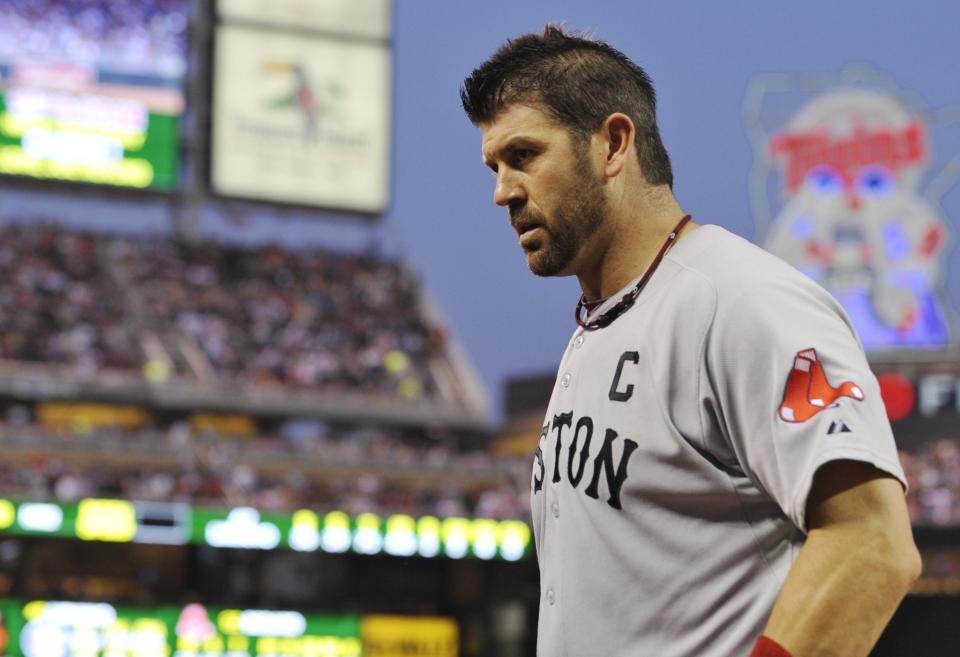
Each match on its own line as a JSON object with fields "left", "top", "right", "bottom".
{"left": 749, "top": 636, "right": 793, "bottom": 657}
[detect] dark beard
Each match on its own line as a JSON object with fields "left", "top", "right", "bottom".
{"left": 525, "top": 161, "right": 607, "bottom": 277}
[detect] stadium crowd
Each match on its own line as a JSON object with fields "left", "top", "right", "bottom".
{"left": 0, "top": 224, "right": 443, "bottom": 402}
{"left": 0, "top": 0, "right": 188, "bottom": 74}
{"left": 111, "top": 236, "right": 438, "bottom": 397}
{"left": 901, "top": 438, "right": 960, "bottom": 527}
{"left": 0, "top": 226, "right": 139, "bottom": 374}
{"left": 0, "top": 458, "right": 526, "bottom": 521}
{"left": 0, "top": 416, "right": 529, "bottom": 520}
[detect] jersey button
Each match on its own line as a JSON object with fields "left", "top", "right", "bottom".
{"left": 551, "top": 502, "right": 559, "bottom": 518}
{"left": 560, "top": 372, "right": 572, "bottom": 388}
{"left": 546, "top": 589, "right": 555, "bottom": 605}
{"left": 574, "top": 334, "right": 584, "bottom": 348}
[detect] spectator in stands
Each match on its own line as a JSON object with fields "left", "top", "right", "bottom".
{"left": 0, "top": 223, "right": 445, "bottom": 402}
{"left": 0, "top": 226, "right": 138, "bottom": 373}
{"left": 0, "top": 415, "right": 530, "bottom": 520}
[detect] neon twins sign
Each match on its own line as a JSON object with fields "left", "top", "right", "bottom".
{"left": 770, "top": 120, "right": 926, "bottom": 193}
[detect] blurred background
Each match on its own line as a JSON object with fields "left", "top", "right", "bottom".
{"left": 0, "top": 1, "right": 956, "bottom": 655}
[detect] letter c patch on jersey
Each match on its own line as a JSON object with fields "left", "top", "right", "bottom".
{"left": 778, "top": 348, "right": 864, "bottom": 422}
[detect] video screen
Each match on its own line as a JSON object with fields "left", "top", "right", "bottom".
{"left": 0, "top": 0, "right": 188, "bottom": 190}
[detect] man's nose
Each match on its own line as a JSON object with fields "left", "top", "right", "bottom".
{"left": 494, "top": 170, "right": 525, "bottom": 207}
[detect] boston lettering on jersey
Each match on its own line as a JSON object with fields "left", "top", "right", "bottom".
{"left": 533, "top": 350, "right": 642, "bottom": 510}
{"left": 532, "top": 412, "right": 639, "bottom": 510}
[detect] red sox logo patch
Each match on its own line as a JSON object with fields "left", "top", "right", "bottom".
{"left": 779, "top": 348, "right": 864, "bottom": 422}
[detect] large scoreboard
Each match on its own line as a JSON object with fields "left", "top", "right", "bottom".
{"left": 0, "top": 1, "right": 188, "bottom": 191}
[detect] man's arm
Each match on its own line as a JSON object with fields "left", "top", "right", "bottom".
{"left": 761, "top": 459, "right": 922, "bottom": 657}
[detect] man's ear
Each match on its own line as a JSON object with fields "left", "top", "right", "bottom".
{"left": 602, "top": 113, "right": 636, "bottom": 179}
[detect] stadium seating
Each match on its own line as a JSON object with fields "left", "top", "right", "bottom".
{"left": 900, "top": 439, "right": 960, "bottom": 527}
{"left": 0, "top": 224, "right": 446, "bottom": 402}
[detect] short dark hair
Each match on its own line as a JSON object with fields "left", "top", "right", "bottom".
{"left": 461, "top": 25, "right": 673, "bottom": 188}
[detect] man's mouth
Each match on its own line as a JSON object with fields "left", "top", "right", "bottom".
{"left": 517, "top": 225, "right": 545, "bottom": 249}
{"left": 511, "top": 208, "right": 546, "bottom": 249}
{"left": 513, "top": 217, "right": 542, "bottom": 237}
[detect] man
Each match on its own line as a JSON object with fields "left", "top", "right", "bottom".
{"left": 461, "top": 26, "right": 920, "bottom": 657}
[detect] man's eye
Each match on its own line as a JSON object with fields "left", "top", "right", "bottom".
{"left": 512, "top": 149, "right": 535, "bottom": 166}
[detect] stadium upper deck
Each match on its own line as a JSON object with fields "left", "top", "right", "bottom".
{"left": 0, "top": 223, "right": 489, "bottom": 429}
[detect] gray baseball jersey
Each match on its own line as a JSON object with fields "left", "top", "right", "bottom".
{"left": 531, "top": 225, "right": 906, "bottom": 657}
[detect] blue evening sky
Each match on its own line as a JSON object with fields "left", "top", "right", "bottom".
{"left": 1, "top": 1, "right": 957, "bottom": 424}
{"left": 387, "top": 1, "right": 960, "bottom": 420}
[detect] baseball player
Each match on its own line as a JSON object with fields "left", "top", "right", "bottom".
{"left": 461, "top": 26, "right": 919, "bottom": 657}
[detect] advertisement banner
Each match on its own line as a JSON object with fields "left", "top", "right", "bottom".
{"left": 0, "top": 497, "right": 533, "bottom": 560}
{"left": 362, "top": 616, "right": 459, "bottom": 657}
{"left": 211, "top": 25, "right": 391, "bottom": 213}
{"left": 0, "top": 600, "right": 362, "bottom": 657}
{"left": 0, "top": 601, "right": 462, "bottom": 657}
{"left": 35, "top": 403, "right": 152, "bottom": 431}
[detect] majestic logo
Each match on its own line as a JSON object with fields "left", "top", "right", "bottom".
{"left": 779, "top": 348, "right": 864, "bottom": 422}
{"left": 745, "top": 69, "right": 958, "bottom": 350}
{"left": 826, "top": 420, "right": 852, "bottom": 434}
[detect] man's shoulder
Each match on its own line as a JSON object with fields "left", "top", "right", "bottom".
{"left": 668, "top": 224, "right": 853, "bottom": 343}
{"left": 668, "top": 224, "right": 826, "bottom": 302}
{"left": 670, "top": 225, "right": 796, "bottom": 277}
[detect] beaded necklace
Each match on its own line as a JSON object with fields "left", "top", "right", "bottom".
{"left": 574, "top": 214, "right": 692, "bottom": 330}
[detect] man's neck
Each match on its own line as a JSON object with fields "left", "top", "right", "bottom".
{"left": 576, "top": 192, "right": 692, "bottom": 302}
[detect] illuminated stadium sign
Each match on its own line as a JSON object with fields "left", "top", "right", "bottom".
{"left": 362, "top": 616, "right": 459, "bottom": 657}
{"left": 0, "top": 497, "right": 533, "bottom": 561}
{"left": 0, "top": 2, "right": 186, "bottom": 190}
{"left": 211, "top": 24, "right": 391, "bottom": 213}
{"left": 745, "top": 69, "right": 959, "bottom": 351}
{"left": 0, "top": 600, "right": 458, "bottom": 657}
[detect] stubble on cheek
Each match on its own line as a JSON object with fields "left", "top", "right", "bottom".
{"left": 515, "top": 141, "right": 607, "bottom": 277}
{"left": 525, "top": 185, "right": 606, "bottom": 278}
{"left": 525, "top": 223, "right": 575, "bottom": 277}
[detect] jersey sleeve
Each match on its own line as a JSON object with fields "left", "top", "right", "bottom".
{"left": 702, "top": 272, "right": 906, "bottom": 532}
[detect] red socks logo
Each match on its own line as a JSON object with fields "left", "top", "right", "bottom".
{"left": 779, "top": 349, "right": 864, "bottom": 422}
